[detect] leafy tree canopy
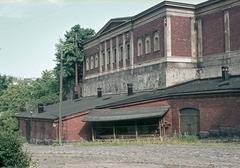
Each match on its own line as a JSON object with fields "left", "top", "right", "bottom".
{"left": 0, "top": 74, "right": 12, "bottom": 96}
{"left": 54, "top": 24, "right": 95, "bottom": 94}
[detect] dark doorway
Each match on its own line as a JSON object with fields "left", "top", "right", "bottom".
{"left": 180, "top": 108, "right": 200, "bottom": 135}
{"left": 25, "top": 120, "right": 31, "bottom": 143}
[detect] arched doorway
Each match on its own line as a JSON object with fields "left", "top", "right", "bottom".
{"left": 180, "top": 108, "right": 200, "bottom": 135}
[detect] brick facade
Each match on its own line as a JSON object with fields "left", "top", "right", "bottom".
{"left": 202, "top": 11, "right": 225, "bottom": 56}
{"left": 105, "top": 93, "right": 240, "bottom": 136}
{"left": 229, "top": 5, "right": 240, "bottom": 51}
{"left": 171, "top": 16, "right": 192, "bottom": 57}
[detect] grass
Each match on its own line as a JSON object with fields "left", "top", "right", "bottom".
{"left": 71, "top": 135, "right": 240, "bottom": 147}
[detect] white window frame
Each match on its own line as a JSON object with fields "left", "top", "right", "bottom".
{"left": 86, "top": 58, "right": 89, "bottom": 71}
{"left": 95, "top": 54, "right": 98, "bottom": 68}
{"left": 153, "top": 32, "right": 160, "bottom": 52}
{"left": 145, "top": 36, "right": 151, "bottom": 54}
{"left": 137, "top": 39, "right": 143, "bottom": 56}
{"left": 90, "top": 56, "right": 94, "bottom": 69}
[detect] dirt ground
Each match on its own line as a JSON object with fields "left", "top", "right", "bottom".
{"left": 24, "top": 143, "right": 240, "bottom": 168}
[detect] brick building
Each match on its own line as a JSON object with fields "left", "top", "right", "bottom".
{"left": 83, "top": 0, "right": 240, "bottom": 96}
{"left": 16, "top": 0, "right": 240, "bottom": 143}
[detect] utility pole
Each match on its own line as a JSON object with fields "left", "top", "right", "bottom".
{"left": 58, "top": 49, "right": 63, "bottom": 146}
{"left": 74, "top": 32, "right": 80, "bottom": 98}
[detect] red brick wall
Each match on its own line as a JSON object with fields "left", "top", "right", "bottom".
{"left": 133, "top": 18, "right": 164, "bottom": 64}
{"left": 202, "top": 11, "right": 225, "bottom": 56}
{"left": 62, "top": 112, "right": 91, "bottom": 141}
{"left": 18, "top": 118, "right": 55, "bottom": 142}
{"left": 171, "top": 16, "right": 192, "bottom": 57}
{"left": 229, "top": 6, "right": 240, "bottom": 51}
{"left": 168, "top": 95, "right": 240, "bottom": 133}
{"left": 111, "top": 94, "right": 240, "bottom": 135}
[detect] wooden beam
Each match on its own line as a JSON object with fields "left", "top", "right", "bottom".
{"left": 159, "top": 118, "right": 162, "bottom": 137}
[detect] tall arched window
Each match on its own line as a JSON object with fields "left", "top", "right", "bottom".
{"left": 137, "top": 39, "right": 143, "bottom": 56}
{"left": 153, "top": 32, "right": 160, "bottom": 52}
{"left": 95, "top": 54, "right": 98, "bottom": 68}
{"left": 90, "top": 56, "right": 94, "bottom": 69}
{"left": 86, "top": 58, "right": 89, "bottom": 71}
{"left": 145, "top": 36, "right": 151, "bottom": 54}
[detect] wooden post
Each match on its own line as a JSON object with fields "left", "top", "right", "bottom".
{"left": 91, "top": 124, "right": 95, "bottom": 141}
{"left": 113, "top": 123, "right": 116, "bottom": 140}
{"left": 159, "top": 119, "right": 162, "bottom": 137}
{"left": 135, "top": 121, "right": 138, "bottom": 139}
{"left": 163, "top": 118, "right": 166, "bottom": 136}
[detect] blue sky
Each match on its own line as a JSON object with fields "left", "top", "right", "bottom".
{"left": 0, "top": 0, "right": 204, "bottom": 78}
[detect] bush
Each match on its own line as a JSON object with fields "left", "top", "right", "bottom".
{"left": 0, "top": 132, "right": 31, "bottom": 168}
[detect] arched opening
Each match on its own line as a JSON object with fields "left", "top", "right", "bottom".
{"left": 180, "top": 108, "right": 200, "bottom": 135}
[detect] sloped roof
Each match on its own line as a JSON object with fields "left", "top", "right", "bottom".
{"left": 16, "top": 76, "right": 240, "bottom": 120}
{"left": 15, "top": 91, "right": 147, "bottom": 120}
{"left": 84, "top": 106, "right": 170, "bottom": 122}
{"left": 97, "top": 75, "right": 240, "bottom": 108}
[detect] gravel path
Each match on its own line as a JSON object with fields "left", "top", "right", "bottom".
{"left": 24, "top": 143, "right": 240, "bottom": 168}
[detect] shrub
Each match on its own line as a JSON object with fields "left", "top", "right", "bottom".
{"left": 0, "top": 132, "right": 31, "bottom": 168}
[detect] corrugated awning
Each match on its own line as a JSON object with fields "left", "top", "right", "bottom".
{"left": 84, "top": 105, "right": 170, "bottom": 122}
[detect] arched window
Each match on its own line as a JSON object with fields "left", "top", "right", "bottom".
{"left": 137, "top": 39, "right": 143, "bottom": 56}
{"left": 153, "top": 32, "right": 160, "bottom": 52}
{"left": 90, "top": 56, "right": 94, "bottom": 69}
{"left": 145, "top": 36, "right": 151, "bottom": 54}
{"left": 95, "top": 54, "right": 98, "bottom": 68}
{"left": 86, "top": 58, "right": 89, "bottom": 71}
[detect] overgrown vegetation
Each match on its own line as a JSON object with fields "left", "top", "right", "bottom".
{"left": 0, "top": 132, "right": 31, "bottom": 168}
{"left": 0, "top": 70, "right": 59, "bottom": 168}
{"left": 0, "top": 24, "right": 95, "bottom": 167}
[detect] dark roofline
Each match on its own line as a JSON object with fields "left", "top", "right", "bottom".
{"left": 196, "top": 0, "right": 223, "bottom": 9}
{"left": 97, "top": 89, "right": 240, "bottom": 109}
{"left": 96, "top": 75, "right": 240, "bottom": 109}
{"left": 84, "top": 1, "right": 196, "bottom": 45}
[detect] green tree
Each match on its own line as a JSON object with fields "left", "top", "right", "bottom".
{"left": 26, "top": 70, "right": 59, "bottom": 111}
{"left": 0, "top": 74, "right": 12, "bottom": 96}
{"left": 54, "top": 24, "right": 95, "bottom": 97}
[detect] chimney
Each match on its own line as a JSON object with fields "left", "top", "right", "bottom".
{"left": 97, "top": 88, "right": 102, "bottom": 97}
{"left": 222, "top": 66, "right": 229, "bottom": 81}
{"left": 37, "top": 104, "right": 44, "bottom": 113}
{"left": 127, "top": 83, "right": 133, "bottom": 96}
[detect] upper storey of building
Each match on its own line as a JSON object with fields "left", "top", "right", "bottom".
{"left": 81, "top": 0, "right": 240, "bottom": 97}
{"left": 83, "top": 0, "right": 240, "bottom": 79}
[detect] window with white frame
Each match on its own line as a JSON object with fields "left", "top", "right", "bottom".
{"left": 107, "top": 49, "right": 111, "bottom": 64}
{"left": 102, "top": 51, "right": 105, "bottom": 66}
{"left": 145, "top": 36, "right": 151, "bottom": 54}
{"left": 86, "top": 58, "right": 89, "bottom": 71}
{"left": 95, "top": 54, "right": 98, "bottom": 68}
{"left": 119, "top": 45, "right": 123, "bottom": 61}
{"left": 113, "top": 47, "right": 117, "bottom": 63}
{"left": 90, "top": 56, "right": 94, "bottom": 69}
{"left": 153, "top": 32, "right": 160, "bottom": 52}
{"left": 137, "top": 39, "right": 143, "bottom": 56}
{"left": 126, "top": 43, "right": 130, "bottom": 60}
